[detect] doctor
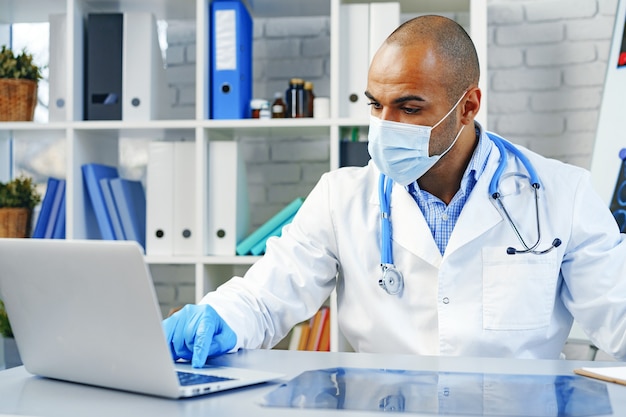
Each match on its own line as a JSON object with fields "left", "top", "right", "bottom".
{"left": 164, "top": 15, "right": 626, "bottom": 368}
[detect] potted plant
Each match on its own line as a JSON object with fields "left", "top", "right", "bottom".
{"left": 0, "top": 45, "right": 42, "bottom": 121}
{"left": 0, "top": 175, "right": 41, "bottom": 238}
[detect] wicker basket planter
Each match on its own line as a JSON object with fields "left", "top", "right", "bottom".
{"left": 0, "top": 207, "right": 32, "bottom": 238}
{"left": 0, "top": 79, "right": 38, "bottom": 122}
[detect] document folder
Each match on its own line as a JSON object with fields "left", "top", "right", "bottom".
{"left": 122, "top": 12, "right": 167, "bottom": 121}
{"left": 48, "top": 13, "right": 67, "bottom": 122}
{"left": 146, "top": 142, "right": 175, "bottom": 256}
{"left": 206, "top": 141, "right": 249, "bottom": 255}
{"left": 339, "top": 4, "right": 369, "bottom": 119}
{"left": 210, "top": 0, "right": 253, "bottom": 120}
{"left": 85, "top": 13, "right": 123, "bottom": 120}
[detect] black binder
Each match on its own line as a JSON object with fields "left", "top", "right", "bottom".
{"left": 85, "top": 13, "right": 123, "bottom": 120}
{"left": 340, "top": 141, "right": 370, "bottom": 167}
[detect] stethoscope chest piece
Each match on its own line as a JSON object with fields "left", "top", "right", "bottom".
{"left": 379, "top": 264, "right": 404, "bottom": 295}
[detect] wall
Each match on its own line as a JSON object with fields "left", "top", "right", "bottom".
{"left": 154, "top": 0, "right": 619, "bottom": 312}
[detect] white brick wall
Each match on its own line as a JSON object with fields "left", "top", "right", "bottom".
{"left": 488, "top": 0, "right": 618, "bottom": 168}
{"left": 158, "top": 0, "right": 620, "bottom": 312}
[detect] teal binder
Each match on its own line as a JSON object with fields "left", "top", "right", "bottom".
{"left": 236, "top": 197, "right": 303, "bottom": 255}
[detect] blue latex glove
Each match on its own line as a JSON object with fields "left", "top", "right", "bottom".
{"left": 162, "top": 304, "right": 237, "bottom": 368}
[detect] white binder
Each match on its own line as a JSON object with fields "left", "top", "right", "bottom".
{"left": 48, "top": 13, "right": 67, "bottom": 122}
{"left": 339, "top": 4, "right": 370, "bottom": 120}
{"left": 146, "top": 142, "right": 175, "bottom": 256}
{"left": 369, "top": 2, "right": 400, "bottom": 64}
{"left": 173, "top": 142, "right": 196, "bottom": 256}
{"left": 206, "top": 141, "right": 249, "bottom": 255}
{"left": 122, "top": 12, "right": 166, "bottom": 121}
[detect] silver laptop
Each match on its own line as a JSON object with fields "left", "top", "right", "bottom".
{"left": 0, "top": 238, "right": 283, "bottom": 399}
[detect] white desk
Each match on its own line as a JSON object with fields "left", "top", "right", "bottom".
{"left": 0, "top": 349, "right": 623, "bottom": 416}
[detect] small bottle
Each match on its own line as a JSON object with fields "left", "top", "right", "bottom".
{"left": 271, "top": 92, "right": 286, "bottom": 118}
{"left": 285, "top": 78, "right": 305, "bottom": 118}
{"left": 259, "top": 100, "right": 271, "bottom": 119}
{"left": 250, "top": 98, "right": 266, "bottom": 118}
{"left": 304, "top": 81, "right": 315, "bottom": 118}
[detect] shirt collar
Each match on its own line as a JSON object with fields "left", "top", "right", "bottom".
{"left": 408, "top": 122, "right": 492, "bottom": 197}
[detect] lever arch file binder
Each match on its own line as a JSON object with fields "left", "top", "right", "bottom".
{"left": 85, "top": 13, "right": 123, "bottom": 120}
{"left": 122, "top": 12, "right": 167, "bottom": 121}
{"left": 48, "top": 13, "right": 67, "bottom": 122}
{"left": 172, "top": 142, "right": 196, "bottom": 256}
{"left": 339, "top": 4, "right": 369, "bottom": 119}
{"left": 146, "top": 142, "right": 175, "bottom": 256}
{"left": 368, "top": 2, "right": 400, "bottom": 64}
{"left": 210, "top": 0, "right": 253, "bottom": 119}
{"left": 206, "top": 141, "right": 250, "bottom": 255}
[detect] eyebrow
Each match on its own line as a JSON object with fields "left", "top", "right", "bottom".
{"left": 364, "top": 90, "right": 426, "bottom": 104}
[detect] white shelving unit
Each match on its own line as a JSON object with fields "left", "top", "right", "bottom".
{"left": 0, "top": 0, "right": 487, "bottom": 352}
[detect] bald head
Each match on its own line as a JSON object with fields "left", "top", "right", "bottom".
{"left": 385, "top": 15, "right": 480, "bottom": 103}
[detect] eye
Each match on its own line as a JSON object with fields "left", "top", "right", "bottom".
{"left": 401, "top": 106, "right": 421, "bottom": 115}
{"left": 367, "top": 101, "right": 382, "bottom": 110}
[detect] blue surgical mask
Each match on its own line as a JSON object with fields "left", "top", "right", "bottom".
{"left": 367, "top": 93, "right": 466, "bottom": 186}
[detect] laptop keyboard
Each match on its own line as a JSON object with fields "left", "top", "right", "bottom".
{"left": 177, "top": 371, "right": 235, "bottom": 386}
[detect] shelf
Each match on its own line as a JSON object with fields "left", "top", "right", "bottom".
{"left": 145, "top": 255, "right": 261, "bottom": 265}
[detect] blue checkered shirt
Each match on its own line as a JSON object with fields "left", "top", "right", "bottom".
{"left": 407, "top": 128, "right": 491, "bottom": 255}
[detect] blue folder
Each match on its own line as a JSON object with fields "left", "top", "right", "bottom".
{"left": 32, "top": 177, "right": 61, "bottom": 239}
{"left": 100, "top": 177, "right": 125, "bottom": 240}
{"left": 210, "top": 0, "right": 253, "bottom": 119}
{"left": 51, "top": 191, "right": 66, "bottom": 239}
{"left": 110, "top": 177, "right": 147, "bottom": 251}
{"left": 82, "top": 163, "right": 119, "bottom": 240}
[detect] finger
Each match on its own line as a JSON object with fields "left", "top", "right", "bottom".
{"left": 191, "top": 316, "right": 217, "bottom": 368}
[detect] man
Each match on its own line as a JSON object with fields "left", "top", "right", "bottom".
{"left": 164, "top": 15, "right": 626, "bottom": 368}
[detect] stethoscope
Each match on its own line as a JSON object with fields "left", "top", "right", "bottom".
{"left": 377, "top": 131, "right": 562, "bottom": 296}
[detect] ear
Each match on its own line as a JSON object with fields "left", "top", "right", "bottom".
{"left": 459, "top": 87, "right": 481, "bottom": 125}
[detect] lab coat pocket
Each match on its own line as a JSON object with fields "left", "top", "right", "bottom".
{"left": 482, "top": 247, "right": 558, "bottom": 330}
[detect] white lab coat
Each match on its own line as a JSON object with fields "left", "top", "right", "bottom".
{"left": 203, "top": 126, "right": 626, "bottom": 360}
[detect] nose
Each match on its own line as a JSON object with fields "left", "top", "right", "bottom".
{"left": 377, "top": 108, "right": 401, "bottom": 123}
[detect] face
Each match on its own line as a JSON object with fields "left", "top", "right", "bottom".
{"left": 365, "top": 42, "right": 462, "bottom": 156}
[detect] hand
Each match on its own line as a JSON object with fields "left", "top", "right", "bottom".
{"left": 162, "top": 304, "right": 237, "bottom": 368}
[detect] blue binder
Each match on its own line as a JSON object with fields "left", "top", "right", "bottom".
{"left": 210, "top": 0, "right": 253, "bottom": 119}
{"left": 82, "top": 163, "right": 119, "bottom": 240}
{"left": 32, "top": 177, "right": 61, "bottom": 239}
{"left": 110, "top": 177, "right": 147, "bottom": 251}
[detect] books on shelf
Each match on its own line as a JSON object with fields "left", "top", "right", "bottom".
{"left": 81, "top": 163, "right": 146, "bottom": 249}
{"left": 32, "top": 177, "right": 66, "bottom": 239}
{"left": 291, "top": 306, "right": 330, "bottom": 352}
{"left": 236, "top": 197, "right": 304, "bottom": 256}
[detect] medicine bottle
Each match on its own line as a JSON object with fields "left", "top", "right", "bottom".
{"left": 304, "top": 81, "right": 315, "bottom": 118}
{"left": 250, "top": 98, "right": 266, "bottom": 118}
{"left": 271, "top": 92, "right": 286, "bottom": 118}
{"left": 285, "top": 78, "right": 305, "bottom": 118}
{"left": 259, "top": 101, "right": 271, "bottom": 119}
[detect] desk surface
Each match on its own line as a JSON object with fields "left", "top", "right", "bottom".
{"left": 0, "top": 349, "right": 623, "bottom": 417}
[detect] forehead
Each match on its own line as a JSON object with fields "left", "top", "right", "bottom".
{"left": 367, "top": 42, "right": 448, "bottom": 102}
